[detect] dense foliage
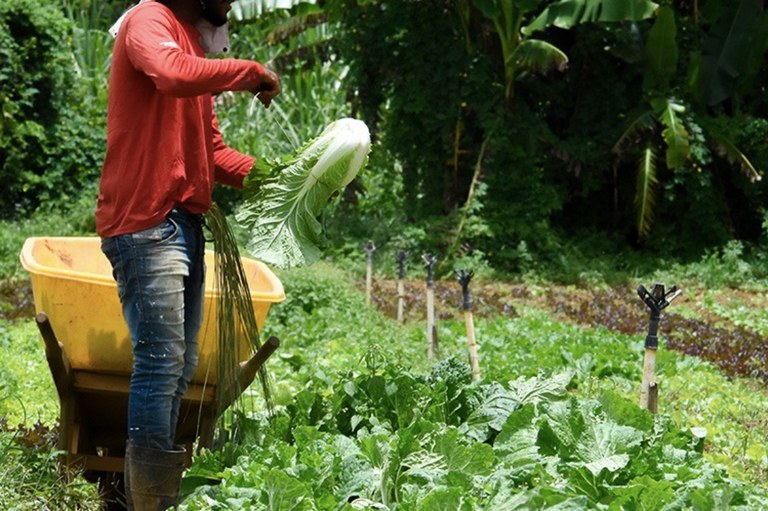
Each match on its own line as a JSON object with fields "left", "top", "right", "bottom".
{"left": 3, "top": 259, "right": 768, "bottom": 507}
{"left": 3, "top": 1, "right": 768, "bottom": 507}
{"left": 324, "top": 0, "right": 768, "bottom": 269}
{"left": 5, "top": 0, "right": 768, "bottom": 269}
{"left": 0, "top": 0, "right": 105, "bottom": 218}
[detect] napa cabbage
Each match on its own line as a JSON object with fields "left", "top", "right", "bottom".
{"left": 237, "top": 118, "right": 371, "bottom": 269}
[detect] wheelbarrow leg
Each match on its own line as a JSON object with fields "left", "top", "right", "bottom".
{"left": 35, "top": 313, "right": 78, "bottom": 464}
{"left": 36, "top": 313, "right": 128, "bottom": 509}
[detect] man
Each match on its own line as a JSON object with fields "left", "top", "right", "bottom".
{"left": 95, "top": 0, "right": 280, "bottom": 508}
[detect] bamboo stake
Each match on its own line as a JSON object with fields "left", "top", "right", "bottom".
{"left": 640, "top": 344, "right": 657, "bottom": 410}
{"left": 365, "top": 240, "right": 376, "bottom": 307}
{"left": 637, "top": 284, "right": 681, "bottom": 412}
{"left": 456, "top": 270, "right": 480, "bottom": 380}
{"left": 423, "top": 254, "right": 439, "bottom": 360}
{"left": 396, "top": 251, "right": 408, "bottom": 323}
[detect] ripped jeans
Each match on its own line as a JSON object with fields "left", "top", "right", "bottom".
{"left": 101, "top": 207, "right": 205, "bottom": 451}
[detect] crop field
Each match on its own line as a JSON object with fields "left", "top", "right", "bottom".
{"left": 4, "top": 0, "right": 768, "bottom": 509}
{"left": 174, "top": 264, "right": 768, "bottom": 510}
{"left": 2, "top": 254, "right": 768, "bottom": 510}
{"left": 3, "top": 214, "right": 766, "bottom": 511}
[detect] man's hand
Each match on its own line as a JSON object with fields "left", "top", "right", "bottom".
{"left": 254, "top": 68, "right": 281, "bottom": 108}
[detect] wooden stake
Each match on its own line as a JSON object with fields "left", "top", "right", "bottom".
{"left": 365, "top": 240, "right": 376, "bottom": 306}
{"left": 423, "top": 254, "right": 438, "bottom": 360}
{"left": 464, "top": 310, "right": 480, "bottom": 380}
{"left": 457, "top": 270, "right": 480, "bottom": 380}
{"left": 426, "top": 285, "right": 437, "bottom": 359}
{"left": 639, "top": 347, "right": 656, "bottom": 410}
{"left": 396, "top": 251, "right": 407, "bottom": 323}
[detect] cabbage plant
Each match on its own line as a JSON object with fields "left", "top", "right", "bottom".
{"left": 237, "top": 118, "right": 371, "bottom": 268}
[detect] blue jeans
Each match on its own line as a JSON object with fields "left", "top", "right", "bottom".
{"left": 101, "top": 208, "right": 205, "bottom": 451}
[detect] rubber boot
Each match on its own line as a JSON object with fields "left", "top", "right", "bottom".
{"left": 125, "top": 442, "right": 186, "bottom": 511}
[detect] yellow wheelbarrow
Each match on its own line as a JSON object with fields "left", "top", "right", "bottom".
{"left": 20, "top": 237, "right": 285, "bottom": 507}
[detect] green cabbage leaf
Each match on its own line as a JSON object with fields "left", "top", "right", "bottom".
{"left": 236, "top": 118, "right": 371, "bottom": 269}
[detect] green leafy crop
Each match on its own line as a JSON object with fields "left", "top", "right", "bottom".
{"left": 180, "top": 363, "right": 768, "bottom": 509}
{"left": 237, "top": 118, "right": 371, "bottom": 269}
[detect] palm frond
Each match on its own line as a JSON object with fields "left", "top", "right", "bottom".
{"left": 712, "top": 137, "right": 763, "bottom": 183}
{"left": 508, "top": 39, "right": 569, "bottom": 74}
{"left": 643, "top": 6, "right": 677, "bottom": 91}
{"left": 612, "top": 110, "right": 656, "bottom": 157}
{"left": 654, "top": 98, "right": 690, "bottom": 169}
{"left": 523, "top": 0, "right": 658, "bottom": 35}
{"left": 635, "top": 146, "right": 659, "bottom": 238}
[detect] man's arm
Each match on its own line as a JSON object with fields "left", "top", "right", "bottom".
{"left": 123, "top": 4, "right": 265, "bottom": 97}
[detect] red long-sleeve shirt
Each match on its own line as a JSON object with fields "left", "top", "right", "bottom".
{"left": 96, "top": 1, "right": 265, "bottom": 237}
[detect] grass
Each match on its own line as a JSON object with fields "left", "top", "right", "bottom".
{"left": 662, "top": 357, "right": 768, "bottom": 484}
{"left": 0, "top": 320, "right": 101, "bottom": 510}
{"left": 0, "top": 430, "right": 101, "bottom": 511}
{"left": 0, "top": 186, "right": 103, "bottom": 510}
{"left": 0, "top": 321, "right": 59, "bottom": 426}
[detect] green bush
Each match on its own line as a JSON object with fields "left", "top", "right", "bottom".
{"left": 0, "top": 183, "right": 97, "bottom": 282}
{"left": 0, "top": 0, "right": 104, "bottom": 219}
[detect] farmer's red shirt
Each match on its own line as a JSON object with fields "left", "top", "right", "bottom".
{"left": 96, "top": 1, "right": 264, "bottom": 237}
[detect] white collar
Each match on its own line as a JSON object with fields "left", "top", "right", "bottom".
{"left": 109, "top": 1, "right": 231, "bottom": 54}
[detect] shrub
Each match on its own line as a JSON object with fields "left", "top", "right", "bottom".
{"left": 0, "top": 0, "right": 104, "bottom": 219}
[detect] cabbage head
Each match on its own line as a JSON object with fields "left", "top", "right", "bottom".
{"left": 236, "top": 118, "right": 371, "bottom": 269}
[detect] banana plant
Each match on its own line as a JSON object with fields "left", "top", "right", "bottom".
{"left": 612, "top": 4, "right": 762, "bottom": 239}
{"left": 612, "top": 97, "right": 689, "bottom": 238}
{"left": 231, "top": 0, "right": 320, "bottom": 20}
{"left": 470, "top": 0, "right": 566, "bottom": 101}
{"left": 468, "top": 0, "right": 659, "bottom": 101}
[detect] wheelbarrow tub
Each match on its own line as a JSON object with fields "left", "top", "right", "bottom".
{"left": 20, "top": 237, "right": 285, "bottom": 384}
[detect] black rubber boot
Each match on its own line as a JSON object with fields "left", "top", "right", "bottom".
{"left": 125, "top": 442, "right": 186, "bottom": 511}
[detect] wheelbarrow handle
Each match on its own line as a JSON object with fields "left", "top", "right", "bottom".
{"left": 217, "top": 336, "right": 280, "bottom": 413}
{"left": 36, "top": 312, "right": 74, "bottom": 399}
{"left": 238, "top": 336, "right": 280, "bottom": 389}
